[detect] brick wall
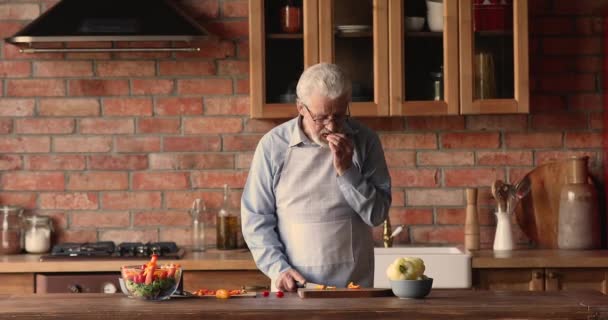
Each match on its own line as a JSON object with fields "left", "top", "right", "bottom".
{"left": 0, "top": 0, "right": 603, "bottom": 249}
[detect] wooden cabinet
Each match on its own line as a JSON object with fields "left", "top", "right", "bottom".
{"left": 474, "top": 268, "right": 608, "bottom": 294}
{"left": 183, "top": 270, "right": 270, "bottom": 292}
{"left": 249, "top": 0, "right": 529, "bottom": 118}
{"left": 0, "top": 273, "right": 34, "bottom": 294}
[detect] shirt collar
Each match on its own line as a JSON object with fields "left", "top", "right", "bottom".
{"left": 288, "top": 116, "right": 357, "bottom": 148}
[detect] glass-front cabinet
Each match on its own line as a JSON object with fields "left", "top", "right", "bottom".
{"left": 459, "top": 0, "right": 529, "bottom": 114}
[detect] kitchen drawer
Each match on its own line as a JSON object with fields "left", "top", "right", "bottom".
{"left": 184, "top": 270, "right": 270, "bottom": 291}
{"left": 0, "top": 273, "right": 34, "bottom": 294}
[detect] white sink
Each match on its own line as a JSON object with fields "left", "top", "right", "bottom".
{"left": 374, "top": 246, "right": 471, "bottom": 289}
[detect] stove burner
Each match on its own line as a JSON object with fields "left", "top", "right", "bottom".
{"left": 41, "top": 241, "right": 183, "bottom": 261}
{"left": 117, "top": 242, "right": 178, "bottom": 257}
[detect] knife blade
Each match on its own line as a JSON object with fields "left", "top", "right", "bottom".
{"left": 296, "top": 281, "right": 326, "bottom": 289}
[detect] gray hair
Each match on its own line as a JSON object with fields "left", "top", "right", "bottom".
{"left": 296, "top": 63, "right": 352, "bottom": 106}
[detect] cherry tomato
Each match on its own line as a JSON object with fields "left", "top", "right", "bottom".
{"left": 276, "top": 291, "right": 284, "bottom": 298}
{"left": 262, "top": 290, "right": 269, "bottom": 297}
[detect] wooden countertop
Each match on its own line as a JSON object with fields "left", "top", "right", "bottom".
{"left": 1, "top": 290, "right": 606, "bottom": 319}
{"left": 472, "top": 249, "right": 608, "bottom": 268}
{"left": 0, "top": 249, "right": 258, "bottom": 273}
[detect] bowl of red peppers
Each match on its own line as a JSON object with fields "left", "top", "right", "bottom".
{"left": 120, "top": 254, "right": 182, "bottom": 301}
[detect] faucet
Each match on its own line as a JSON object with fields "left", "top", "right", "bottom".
{"left": 383, "top": 218, "right": 404, "bottom": 248}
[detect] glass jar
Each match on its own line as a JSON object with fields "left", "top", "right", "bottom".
{"left": 24, "top": 215, "right": 53, "bottom": 254}
{"left": 279, "top": 0, "right": 301, "bottom": 33}
{"left": 0, "top": 205, "right": 24, "bottom": 255}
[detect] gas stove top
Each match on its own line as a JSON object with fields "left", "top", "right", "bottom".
{"left": 39, "top": 241, "right": 184, "bottom": 261}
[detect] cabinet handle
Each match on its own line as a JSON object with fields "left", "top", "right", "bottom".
{"left": 547, "top": 272, "right": 557, "bottom": 279}
{"left": 533, "top": 271, "right": 542, "bottom": 279}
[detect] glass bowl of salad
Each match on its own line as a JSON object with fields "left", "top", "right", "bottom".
{"left": 120, "top": 255, "right": 182, "bottom": 301}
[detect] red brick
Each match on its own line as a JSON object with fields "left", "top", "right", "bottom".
{"left": 568, "top": 94, "right": 602, "bottom": 111}
{"left": 101, "top": 192, "right": 162, "bottom": 210}
{"left": 103, "top": 98, "right": 153, "bottom": 116}
{"left": 384, "top": 151, "right": 416, "bottom": 167}
{"left": 537, "top": 74, "right": 596, "bottom": 92}
{"left": 236, "top": 153, "right": 253, "bottom": 169}
{"left": 417, "top": 151, "right": 474, "bottom": 166}
{"left": 356, "top": 118, "right": 405, "bottom": 132}
{"left": 535, "top": 151, "right": 599, "bottom": 166}
{"left": 155, "top": 97, "right": 201, "bottom": 116}
{"left": 0, "top": 61, "right": 31, "bottom": 77}
{"left": 445, "top": 168, "right": 505, "bottom": 187}
{"left": 590, "top": 114, "right": 603, "bottom": 129}
{"left": 160, "top": 227, "right": 210, "bottom": 247}
{"left": 55, "top": 230, "right": 97, "bottom": 243}
{"left": 476, "top": 151, "right": 533, "bottom": 166}
{"left": 165, "top": 191, "right": 222, "bottom": 210}
{"left": 0, "top": 155, "right": 22, "bottom": 170}
{"left": 380, "top": 133, "right": 437, "bottom": 150}
{"left": 505, "top": 132, "right": 563, "bottom": 148}
{"left": 15, "top": 118, "right": 74, "bottom": 134}
{"left": 28, "top": 155, "right": 86, "bottom": 170}
{"left": 206, "top": 20, "right": 249, "bottom": 39}
{"left": 79, "top": 118, "right": 134, "bottom": 134}
{"left": 0, "top": 99, "right": 35, "bottom": 116}
{"left": 436, "top": 208, "right": 465, "bottom": 225}
{"left": 406, "top": 116, "right": 465, "bottom": 131}
{"left": 34, "top": 61, "right": 93, "bottom": 77}
{"left": 115, "top": 137, "right": 161, "bottom": 152}
{"left": 391, "top": 189, "right": 405, "bottom": 207}
{"left": 531, "top": 17, "right": 575, "bottom": 35}
{"left": 149, "top": 154, "right": 234, "bottom": 170}
{"left": 531, "top": 114, "right": 587, "bottom": 130}
{"left": 191, "top": 171, "right": 249, "bottom": 188}
{"left": 163, "top": 136, "right": 221, "bottom": 152}
{"left": 441, "top": 132, "right": 500, "bottom": 149}
{"left": 7, "top": 79, "right": 65, "bottom": 97}
{"left": 466, "top": 115, "right": 527, "bottom": 131}
{"left": 553, "top": 0, "right": 601, "bottom": 15}
{"left": 71, "top": 211, "right": 130, "bottom": 228}
{"left": 179, "top": 0, "right": 219, "bottom": 18}
{"left": 0, "top": 119, "right": 11, "bottom": 134}
{"left": 390, "top": 169, "right": 438, "bottom": 187}
{"left": 222, "top": 0, "right": 248, "bottom": 18}
{"left": 533, "top": 56, "right": 602, "bottom": 74}
{"left": 96, "top": 61, "right": 155, "bottom": 77}
{"left": 564, "top": 133, "right": 603, "bottom": 148}
{"left": 184, "top": 117, "right": 243, "bottom": 134}
{"left": 66, "top": 42, "right": 113, "bottom": 49}
{"left": 54, "top": 137, "right": 112, "bottom": 153}
{"left": 132, "top": 79, "right": 174, "bottom": 95}
{"left": 0, "top": 137, "right": 50, "bottom": 153}
{"left": 69, "top": 80, "right": 129, "bottom": 96}
{"left": 132, "top": 172, "right": 190, "bottom": 190}
{"left": 99, "top": 230, "right": 158, "bottom": 243}
{"left": 88, "top": 155, "right": 148, "bottom": 170}
{"left": 158, "top": 61, "right": 216, "bottom": 76}
{"left": 237, "top": 40, "right": 249, "bottom": 59}
{"left": 0, "top": 22, "right": 24, "bottom": 38}
{"left": 575, "top": 17, "right": 604, "bottom": 35}
{"left": 39, "top": 98, "right": 99, "bottom": 116}
{"left": 236, "top": 78, "right": 249, "bottom": 94}
{"left": 223, "top": 134, "right": 262, "bottom": 151}
{"left": 0, "top": 4, "right": 39, "bottom": 19}
{"left": 67, "top": 172, "right": 129, "bottom": 191}
{"left": 218, "top": 60, "right": 249, "bottom": 75}
{"left": 389, "top": 208, "right": 433, "bottom": 225}
{"left": 66, "top": 52, "right": 111, "bottom": 60}
{"left": 133, "top": 211, "right": 190, "bottom": 227}
{"left": 177, "top": 79, "right": 233, "bottom": 95}
{"left": 174, "top": 40, "right": 235, "bottom": 59}
{"left": 411, "top": 226, "right": 463, "bottom": 244}
{"left": 0, "top": 192, "right": 37, "bottom": 209}
{"left": 529, "top": 95, "right": 566, "bottom": 113}
{"left": 243, "top": 119, "right": 286, "bottom": 133}
{"left": 1, "top": 172, "right": 64, "bottom": 191}
{"left": 114, "top": 51, "right": 170, "bottom": 59}
{"left": 204, "top": 96, "right": 248, "bottom": 115}
{"left": 137, "top": 118, "right": 180, "bottom": 134}
{"left": 543, "top": 37, "right": 601, "bottom": 55}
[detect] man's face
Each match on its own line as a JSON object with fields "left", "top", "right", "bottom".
{"left": 298, "top": 94, "right": 350, "bottom": 147}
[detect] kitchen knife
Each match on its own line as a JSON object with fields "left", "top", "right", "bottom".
{"left": 296, "top": 281, "right": 327, "bottom": 289}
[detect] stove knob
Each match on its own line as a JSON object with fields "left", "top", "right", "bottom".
{"left": 68, "top": 284, "right": 82, "bottom": 293}
{"left": 103, "top": 282, "right": 117, "bottom": 294}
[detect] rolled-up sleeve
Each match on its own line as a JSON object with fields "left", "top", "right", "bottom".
{"left": 337, "top": 132, "right": 391, "bottom": 227}
{"left": 241, "top": 137, "right": 291, "bottom": 280}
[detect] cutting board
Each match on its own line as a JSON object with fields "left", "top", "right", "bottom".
{"left": 514, "top": 159, "right": 597, "bottom": 249}
{"left": 297, "top": 288, "right": 393, "bottom": 298}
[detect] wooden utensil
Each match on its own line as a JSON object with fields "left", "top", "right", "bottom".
{"left": 297, "top": 288, "right": 393, "bottom": 298}
{"left": 491, "top": 180, "right": 508, "bottom": 212}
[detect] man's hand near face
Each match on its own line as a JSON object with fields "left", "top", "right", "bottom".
{"left": 326, "top": 133, "right": 353, "bottom": 176}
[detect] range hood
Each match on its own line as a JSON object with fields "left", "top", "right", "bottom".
{"left": 5, "top": 0, "right": 209, "bottom": 53}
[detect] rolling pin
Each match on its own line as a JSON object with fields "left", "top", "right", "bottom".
{"left": 465, "top": 188, "right": 480, "bottom": 250}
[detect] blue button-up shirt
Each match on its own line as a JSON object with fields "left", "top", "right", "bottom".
{"left": 241, "top": 116, "right": 391, "bottom": 280}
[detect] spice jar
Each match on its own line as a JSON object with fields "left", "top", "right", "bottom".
{"left": 279, "top": 0, "right": 301, "bottom": 33}
{"left": 0, "top": 205, "right": 24, "bottom": 255}
{"left": 24, "top": 215, "right": 53, "bottom": 254}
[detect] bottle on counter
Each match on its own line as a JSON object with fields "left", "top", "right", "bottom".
{"left": 0, "top": 205, "right": 24, "bottom": 255}
{"left": 24, "top": 215, "right": 53, "bottom": 254}
{"left": 216, "top": 184, "right": 239, "bottom": 250}
{"left": 190, "top": 198, "right": 206, "bottom": 252}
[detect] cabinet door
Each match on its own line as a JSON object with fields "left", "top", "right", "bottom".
{"left": 319, "top": 0, "right": 389, "bottom": 116}
{"left": 545, "top": 268, "right": 608, "bottom": 294}
{"left": 459, "top": 0, "right": 529, "bottom": 114}
{"left": 474, "top": 269, "right": 544, "bottom": 291}
{"left": 183, "top": 270, "right": 270, "bottom": 292}
{"left": 249, "top": 0, "right": 319, "bottom": 119}
{"left": 388, "top": 0, "right": 459, "bottom": 116}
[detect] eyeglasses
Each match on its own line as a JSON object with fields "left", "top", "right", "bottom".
{"left": 299, "top": 101, "right": 350, "bottom": 126}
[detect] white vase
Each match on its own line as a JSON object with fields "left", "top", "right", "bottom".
{"left": 426, "top": 0, "right": 444, "bottom": 32}
{"left": 493, "top": 211, "right": 513, "bottom": 251}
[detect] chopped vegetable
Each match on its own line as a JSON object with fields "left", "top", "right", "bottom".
{"left": 347, "top": 282, "right": 360, "bottom": 289}
{"left": 215, "top": 289, "right": 230, "bottom": 299}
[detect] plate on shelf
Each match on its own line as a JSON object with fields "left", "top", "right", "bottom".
{"left": 336, "top": 25, "right": 371, "bottom": 33}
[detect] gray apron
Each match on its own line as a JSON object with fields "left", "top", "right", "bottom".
{"left": 273, "top": 141, "right": 374, "bottom": 290}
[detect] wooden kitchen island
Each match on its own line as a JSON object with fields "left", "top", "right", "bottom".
{"left": 1, "top": 290, "right": 608, "bottom": 320}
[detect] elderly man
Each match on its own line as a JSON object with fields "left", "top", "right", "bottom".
{"left": 241, "top": 63, "right": 391, "bottom": 292}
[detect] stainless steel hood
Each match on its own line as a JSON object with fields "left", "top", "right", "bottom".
{"left": 5, "top": 0, "right": 209, "bottom": 53}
